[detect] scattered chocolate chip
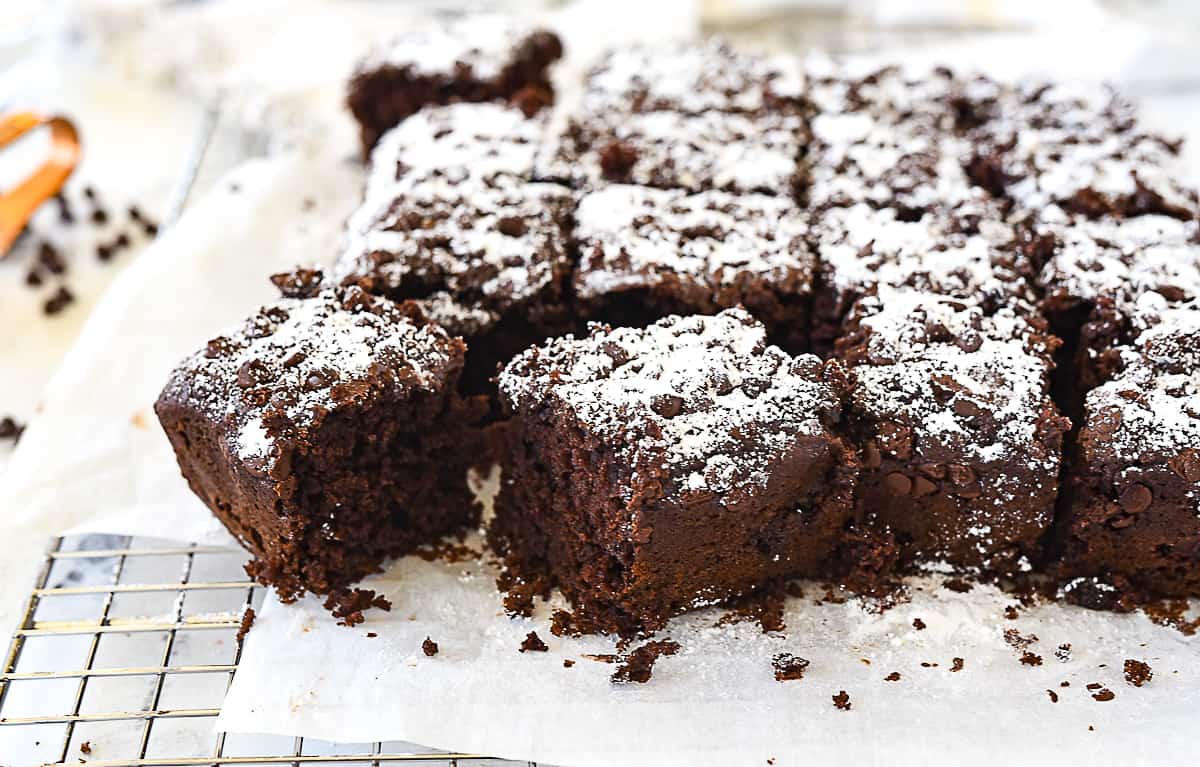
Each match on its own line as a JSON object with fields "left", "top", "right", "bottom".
{"left": 43, "top": 286, "right": 75, "bottom": 316}
{"left": 912, "top": 617, "right": 926, "bottom": 631}
{"left": 422, "top": 636, "right": 439, "bottom": 656}
{"left": 0, "top": 417, "right": 24, "bottom": 442}
{"left": 884, "top": 671, "right": 901, "bottom": 682}
{"left": 38, "top": 242, "right": 65, "bottom": 274}
{"left": 1046, "top": 689, "right": 1059, "bottom": 703}
{"left": 79, "top": 741, "right": 91, "bottom": 755}
{"left": 832, "top": 690, "right": 852, "bottom": 710}
{"left": 496, "top": 216, "right": 528, "bottom": 237}
{"left": 563, "top": 659, "right": 575, "bottom": 668}
{"left": 91, "top": 207, "right": 108, "bottom": 225}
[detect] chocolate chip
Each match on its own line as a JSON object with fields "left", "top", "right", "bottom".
{"left": 236, "top": 359, "right": 270, "bottom": 388}
{"left": 43, "top": 286, "right": 75, "bottom": 315}
{"left": 96, "top": 244, "right": 113, "bottom": 261}
{"left": 912, "top": 476, "right": 938, "bottom": 497}
{"left": 886, "top": 472, "right": 913, "bottom": 495}
{"left": 877, "top": 422, "right": 912, "bottom": 459}
{"left": 304, "top": 370, "right": 333, "bottom": 391}
{"left": 650, "top": 394, "right": 684, "bottom": 418}
{"left": 270, "top": 268, "right": 324, "bottom": 299}
{"left": 114, "top": 232, "right": 131, "bottom": 250}
{"left": 1169, "top": 449, "right": 1200, "bottom": 482}
{"left": 863, "top": 443, "right": 882, "bottom": 469}
{"left": 128, "top": 205, "right": 144, "bottom": 222}
{"left": 598, "top": 141, "right": 638, "bottom": 181}
{"left": 1118, "top": 484, "right": 1152, "bottom": 514}
{"left": 956, "top": 330, "right": 983, "bottom": 352}
{"left": 56, "top": 194, "right": 74, "bottom": 224}
{"left": 0, "top": 416, "right": 24, "bottom": 441}
{"left": 205, "top": 336, "right": 233, "bottom": 358}
{"left": 282, "top": 350, "right": 307, "bottom": 368}
{"left": 91, "top": 207, "right": 108, "bottom": 225}
{"left": 947, "top": 464, "right": 976, "bottom": 486}
{"left": 496, "top": 216, "right": 527, "bottom": 237}
{"left": 38, "top": 242, "right": 65, "bottom": 274}
{"left": 25, "top": 269, "right": 43, "bottom": 287}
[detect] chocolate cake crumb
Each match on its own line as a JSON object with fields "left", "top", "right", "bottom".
{"left": 718, "top": 585, "right": 787, "bottom": 634}
{"left": 611, "top": 640, "right": 680, "bottom": 684}
{"left": 235, "top": 606, "right": 256, "bottom": 646}
{"left": 597, "top": 140, "right": 638, "bottom": 181}
{"left": 771, "top": 653, "right": 810, "bottom": 682}
{"left": 1123, "top": 659, "right": 1152, "bottom": 687}
{"left": 269, "top": 268, "right": 324, "bottom": 299}
{"left": 366, "top": 632, "right": 377, "bottom": 638}
{"left": 323, "top": 588, "right": 390, "bottom": 627}
{"left": 1020, "top": 651, "right": 1043, "bottom": 667}
{"left": 951, "top": 657, "right": 964, "bottom": 672}
{"left": 1047, "top": 689, "right": 1059, "bottom": 703}
{"left": 43, "top": 286, "right": 75, "bottom": 316}
{"left": 1092, "top": 688, "right": 1115, "bottom": 702}
{"left": 422, "top": 637, "right": 439, "bottom": 656}
{"left": 79, "top": 742, "right": 91, "bottom": 755}
{"left": 1055, "top": 644, "right": 1072, "bottom": 662}
{"left": 519, "top": 631, "right": 548, "bottom": 653}
{"left": 563, "top": 659, "right": 575, "bottom": 668}
{"left": 1086, "top": 682, "right": 1102, "bottom": 690}
{"left": 832, "top": 690, "right": 852, "bottom": 711}
{"left": 912, "top": 618, "right": 926, "bottom": 630}
{"left": 921, "top": 662, "right": 938, "bottom": 668}
{"left": 1061, "top": 681, "right": 1071, "bottom": 687}
{"left": 1004, "top": 605, "right": 1020, "bottom": 620}
{"left": 1142, "top": 599, "right": 1200, "bottom": 636}
{"left": 1003, "top": 628, "right": 1038, "bottom": 649}
{"left": 885, "top": 672, "right": 901, "bottom": 682}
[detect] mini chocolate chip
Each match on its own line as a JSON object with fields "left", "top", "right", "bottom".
{"left": 886, "top": 472, "right": 913, "bottom": 496}
{"left": 56, "top": 194, "right": 74, "bottom": 224}
{"left": 952, "top": 398, "right": 983, "bottom": 418}
{"left": 114, "top": 232, "right": 131, "bottom": 249}
{"left": 496, "top": 216, "right": 527, "bottom": 237}
{"left": 96, "top": 244, "right": 113, "bottom": 262}
{"left": 38, "top": 242, "right": 65, "bottom": 274}
{"left": 43, "top": 286, "right": 75, "bottom": 315}
{"left": 304, "top": 370, "right": 332, "bottom": 391}
{"left": 282, "top": 350, "right": 307, "bottom": 368}
{"left": 236, "top": 359, "right": 269, "bottom": 388}
{"left": 1118, "top": 484, "right": 1152, "bottom": 514}
{"left": 912, "top": 476, "right": 939, "bottom": 497}
{"left": 947, "top": 464, "right": 976, "bottom": 486}
{"left": 956, "top": 330, "right": 983, "bottom": 352}
{"left": 144, "top": 222, "right": 159, "bottom": 237}
{"left": 128, "top": 205, "right": 144, "bottom": 222}
{"left": 650, "top": 394, "right": 684, "bottom": 418}
{"left": 598, "top": 141, "right": 638, "bottom": 181}
{"left": 1169, "top": 449, "right": 1200, "bottom": 482}
{"left": 205, "top": 337, "right": 233, "bottom": 358}
{"left": 0, "top": 417, "right": 22, "bottom": 440}
{"left": 25, "top": 269, "right": 43, "bottom": 286}
{"left": 91, "top": 207, "right": 108, "bottom": 225}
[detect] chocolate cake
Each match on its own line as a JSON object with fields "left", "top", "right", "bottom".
{"left": 809, "top": 202, "right": 1035, "bottom": 354}
{"left": 334, "top": 175, "right": 575, "bottom": 393}
{"left": 573, "top": 185, "right": 814, "bottom": 352}
{"left": 155, "top": 276, "right": 481, "bottom": 601}
{"left": 491, "top": 309, "right": 859, "bottom": 634}
{"left": 346, "top": 17, "right": 561, "bottom": 152}
{"left": 579, "top": 40, "right": 806, "bottom": 117}
{"left": 835, "top": 292, "right": 1070, "bottom": 575}
{"left": 364, "top": 103, "right": 547, "bottom": 193}
{"left": 535, "top": 108, "right": 809, "bottom": 196}
{"left": 1056, "top": 300, "right": 1200, "bottom": 598}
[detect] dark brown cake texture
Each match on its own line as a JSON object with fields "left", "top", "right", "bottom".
{"left": 155, "top": 274, "right": 481, "bottom": 602}
{"left": 334, "top": 168, "right": 575, "bottom": 395}
{"left": 835, "top": 292, "right": 1070, "bottom": 576}
{"left": 572, "top": 184, "right": 815, "bottom": 352}
{"left": 1056, "top": 300, "right": 1200, "bottom": 600}
{"left": 491, "top": 309, "right": 859, "bottom": 635}
{"left": 346, "top": 17, "right": 562, "bottom": 153}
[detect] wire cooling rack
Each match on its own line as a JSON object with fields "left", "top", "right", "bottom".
{"left": 0, "top": 534, "right": 532, "bottom": 767}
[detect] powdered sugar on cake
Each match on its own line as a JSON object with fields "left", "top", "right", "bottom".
{"left": 573, "top": 185, "right": 813, "bottom": 298}
{"left": 356, "top": 15, "right": 532, "bottom": 82}
{"left": 500, "top": 309, "right": 842, "bottom": 499}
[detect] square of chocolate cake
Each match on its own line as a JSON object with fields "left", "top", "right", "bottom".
{"left": 333, "top": 175, "right": 574, "bottom": 393}
{"left": 1033, "top": 211, "right": 1200, "bottom": 408}
{"left": 155, "top": 277, "right": 480, "bottom": 601}
{"left": 809, "top": 202, "right": 1035, "bottom": 354}
{"left": 346, "top": 17, "right": 561, "bottom": 152}
{"left": 535, "top": 108, "right": 808, "bottom": 196}
{"left": 965, "top": 81, "right": 1199, "bottom": 220}
{"left": 1058, "top": 301, "right": 1200, "bottom": 600}
{"left": 491, "top": 309, "right": 859, "bottom": 634}
{"left": 364, "top": 103, "right": 547, "bottom": 194}
{"left": 835, "top": 292, "right": 1070, "bottom": 576}
{"left": 579, "top": 40, "right": 806, "bottom": 117}
{"left": 573, "top": 185, "right": 814, "bottom": 352}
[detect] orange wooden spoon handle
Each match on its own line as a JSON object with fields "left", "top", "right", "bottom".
{"left": 0, "top": 112, "right": 82, "bottom": 257}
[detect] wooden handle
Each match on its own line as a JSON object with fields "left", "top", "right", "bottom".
{"left": 0, "top": 112, "right": 82, "bottom": 257}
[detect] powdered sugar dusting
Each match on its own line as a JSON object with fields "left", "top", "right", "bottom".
{"left": 357, "top": 15, "right": 533, "bottom": 82}
{"left": 500, "top": 309, "right": 842, "bottom": 500}
{"left": 573, "top": 185, "right": 812, "bottom": 299}
{"left": 162, "top": 289, "right": 458, "bottom": 469}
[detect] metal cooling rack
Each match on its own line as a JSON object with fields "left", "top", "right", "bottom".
{"left": 0, "top": 534, "right": 531, "bottom": 767}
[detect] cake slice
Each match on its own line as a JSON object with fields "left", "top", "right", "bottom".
{"left": 1057, "top": 300, "right": 1200, "bottom": 602}
{"left": 155, "top": 273, "right": 480, "bottom": 601}
{"left": 573, "top": 185, "right": 814, "bottom": 352}
{"left": 491, "top": 309, "right": 859, "bottom": 634}
{"left": 346, "top": 17, "right": 561, "bottom": 153}
{"left": 333, "top": 176, "right": 574, "bottom": 394}
{"left": 835, "top": 292, "right": 1070, "bottom": 576}
{"left": 809, "top": 202, "right": 1035, "bottom": 354}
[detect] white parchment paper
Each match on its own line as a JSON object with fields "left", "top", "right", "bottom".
{"left": 1, "top": 1, "right": 1197, "bottom": 764}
